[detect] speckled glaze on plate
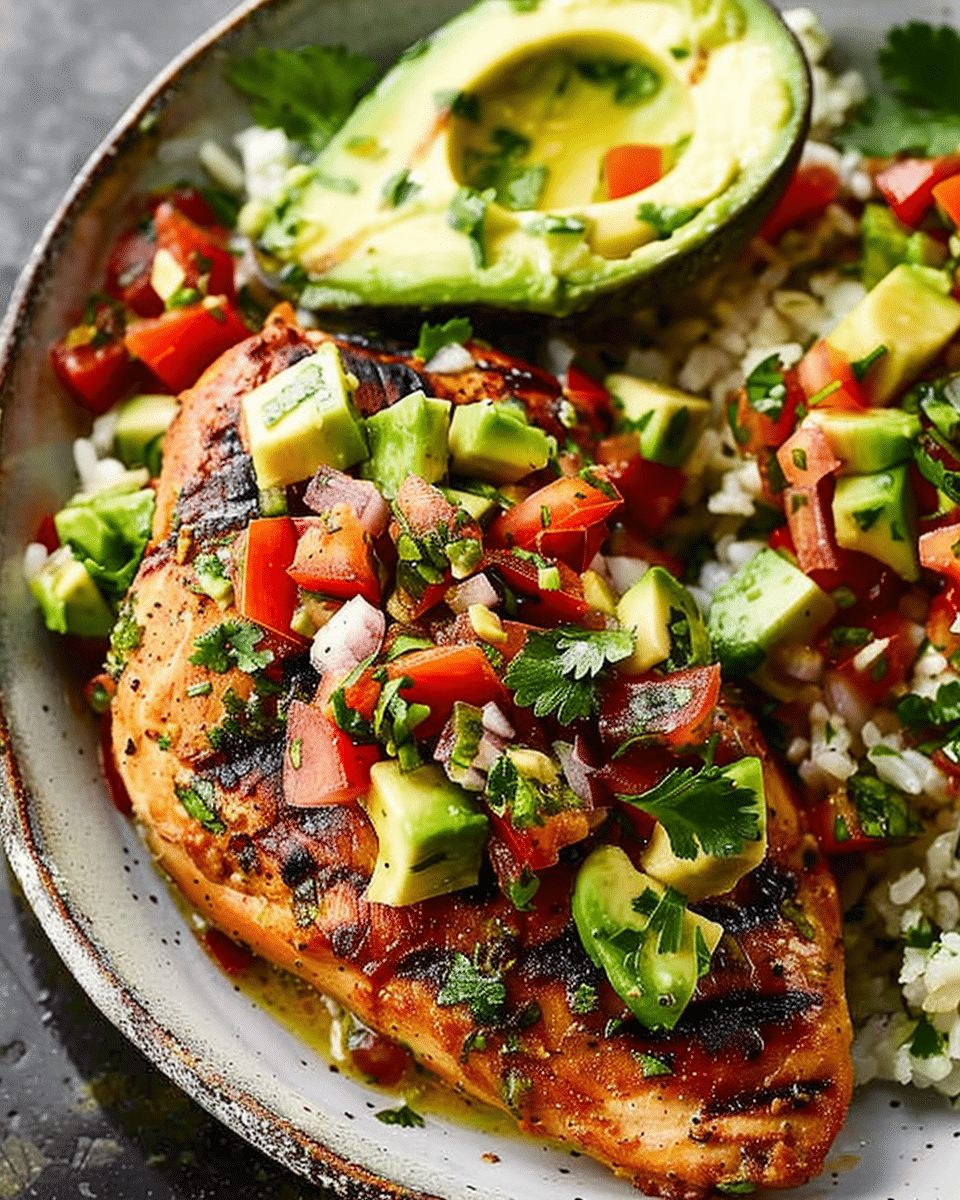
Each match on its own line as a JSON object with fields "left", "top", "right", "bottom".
{"left": 1, "top": 1, "right": 960, "bottom": 1197}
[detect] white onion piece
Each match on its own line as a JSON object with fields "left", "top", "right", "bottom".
{"left": 424, "top": 342, "right": 473, "bottom": 373}
{"left": 448, "top": 573, "right": 498, "bottom": 614}
{"left": 304, "top": 466, "right": 390, "bottom": 537}
{"left": 481, "top": 702, "right": 514, "bottom": 740}
{"left": 22, "top": 542, "right": 49, "bottom": 581}
{"left": 605, "top": 555, "right": 648, "bottom": 595}
{"left": 309, "top": 594, "right": 384, "bottom": 678}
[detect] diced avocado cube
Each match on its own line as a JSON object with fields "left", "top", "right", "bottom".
{"left": 616, "top": 566, "right": 712, "bottom": 675}
{"left": 707, "top": 547, "right": 836, "bottom": 677}
{"left": 640, "top": 757, "right": 767, "bottom": 902}
{"left": 364, "top": 760, "right": 488, "bottom": 906}
{"left": 605, "top": 374, "right": 711, "bottom": 468}
{"left": 360, "top": 390, "right": 451, "bottom": 499}
{"left": 29, "top": 546, "right": 114, "bottom": 638}
{"left": 242, "top": 343, "right": 368, "bottom": 490}
{"left": 54, "top": 504, "right": 122, "bottom": 568}
{"left": 440, "top": 485, "right": 498, "bottom": 524}
{"left": 860, "top": 203, "right": 947, "bottom": 291}
{"left": 447, "top": 400, "right": 551, "bottom": 484}
{"left": 803, "top": 408, "right": 920, "bottom": 476}
{"left": 114, "top": 393, "right": 178, "bottom": 473}
{"left": 826, "top": 264, "right": 960, "bottom": 406}
{"left": 572, "top": 845, "right": 723, "bottom": 1031}
{"left": 832, "top": 465, "right": 919, "bottom": 581}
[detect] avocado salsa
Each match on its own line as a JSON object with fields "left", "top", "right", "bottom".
{"left": 25, "top": 0, "right": 960, "bottom": 1150}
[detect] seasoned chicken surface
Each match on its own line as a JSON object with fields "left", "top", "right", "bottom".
{"left": 111, "top": 308, "right": 852, "bottom": 1199}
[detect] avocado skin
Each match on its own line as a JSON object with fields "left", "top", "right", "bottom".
{"left": 256, "top": 0, "right": 811, "bottom": 318}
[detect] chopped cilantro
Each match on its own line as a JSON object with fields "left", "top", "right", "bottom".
{"left": 839, "top": 23, "right": 960, "bottom": 156}
{"left": 637, "top": 1052, "right": 673, "bottom": 1078}
{"left": 225, "top": 45, "right": 375, "bottom": 150}
{"left": 382, "top": 168, "right": 421, "bottom": 208}
{"left": 434, "top": 89, "right": 481, "bottom": 121}
{"left": 375, "top": 1104, "right": 424, "bottom": 1128}
{"left": 743, "top": 354, "right": 788, "bottom": 421}
{"left": 448, "top": 186, "right": 494, "bottom": 267}
{"left": 175, "top": 777, "right": 225, "bottom": 834}
{"left": 830, "top": 626, "right": 872, "bottom": 652}
{"left": 437, "top": 952, "right": 507, "bottom": 1025}
{"left": 573, "top": 57, "right": 660, "bottom": 105}
{"left": 908, "top": 1013, "right": 946, "bottom": 1059}
{"left": 105, "top": 594, "right": 143, "bottom": 681}
{"left": 570, "top": 982, "right": 598, "bottom": 1014}
{"left": 526, "top": 213, "right": 586, "bottom": 235}
{"left": 415, "top": 316, "right": 473, "bottom": 362}
{"left": 637, "top": 201, "right": 701, "bottom": 239}
{"left": 504, "top": 626, "right": 633, "bottom": 724}
{"left": 846, "top": 773, "right": 920, "bottom": 840}
{"left": 189, "top": 621, "right": 273, "bottom": 674}
{"left": 913, "top": 432, "right": 960, "bottom": 507}
{"left": 618, "top": 765, "right": 760, "bottom": 861}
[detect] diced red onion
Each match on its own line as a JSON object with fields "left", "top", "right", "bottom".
{"left": 310, "top": 594, "right": 384, "bottom": 678}
{"left": 481, "top": 702, "right": 514, "bottom": 740}
{"left": 554, "top": 739, "right": 595, "bottom": 804}
{"left": 304, "top": 466, "right": 390, "bottom": 537}
{"left": 447, "top": 573, "right": 498, "bottom": 614}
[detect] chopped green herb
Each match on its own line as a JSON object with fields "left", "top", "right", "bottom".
{"left": 637, "top": 201, "right": 701, "bottom": 239}
{"left": 175, "top": 777, "right": 225, "bottom": 834}
{"left": 415, "top": 316, "right": 473, "bottom": 362}
{"left": 504, "top": 626, "right": 633, "bottom": 724}
{"left": 105, "top": 594, "right": 143, "bottom": 681}
{"left": 744, "top": 354, "right": 788, "bottom": 421}
{"left": 437, "top": 952, "right": 507, "bottom": 1025}
{"left": 637, "top": 1052, "right": 673, "bottom": 1077}
{"left": 189, "top": 621, "right": 273, "bottom": 674}
{"left": 186, "top": 681, "right": 213, "bottom": 698}
{"left": 574, "top": 57, "right": 660, "bottom": 105}
{"left": 570, "top": 983, "right": 598, "bottom": 1014}
{"left": 448, "top": 186, "right": 493, "bottom": 267}
{"left": 382, "top": 168, "right": 421, "bottom": 207}
{"left": 908, "top": 1012, "right": 946, "bottom": 1059}
{"left": 375, "top": 1104, "right": 425, "bottom": 1128}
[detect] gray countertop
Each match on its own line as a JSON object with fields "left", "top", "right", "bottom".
{"left": 0, "top": 3, "right": 330, "bottom": 1195}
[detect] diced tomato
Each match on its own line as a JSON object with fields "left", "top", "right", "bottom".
{"left": 348, "top": 1026, "right": 413, "bottom": 1087}
{"left": 784, "top": 480, "right": 842, "bottom": 574}
{"left": 203, "top": 927, "right": 256, "bottom": 975}
{"left": 777, "top": 422, "right": 841, "bottom": 487}
{"left": 595, "top": 432, "right": 641, "bottom": 464}
{"left": 492, "top": 806, "right": 594, "bottom": 873}
{"left": 729, "top": 367, "right": 805, "bottom": 455}
{"left": 338, "top": 665, "right": 382, "bottom": 723}
{"left": 161, "top": 184, "right": 222, "bottom": 228}
{"left": 828, "top": 610, "right": 923, "bottom": 706}
{"left": 598, "top": 665, "right": 722, "bottom": 752}
{"left": 563, "top": 363, "right": 615, "bottom": 434}
{"left": 536, "top": 521, "right": 609, "bottom": 573}
{"left": 808, "top": 777, "right": 919, "bottom": 855}
{"left": 485, "top": 548, "right": 591, "bottom": 626}
{"left": 153, "top": 200, "right": 236, "bottom": 301}
{"left": 98, "top": 713, "right": 132, "bottom": 816}
{"left": 238, "top": 516, "right": 305, "bottom": 643}
{"left": 105, "top": 225, "right": 163, "bottom": 317}
{"left": 288, "top": 508, "right": 381, "bottom": 605}
{"left": 50, "top": 316, "right": 142, "bottom": 415}
{"left": 124, "top": 299, "right": 249, "bottom": 393}
{"left": 926, "top": 581, "right": 960, "bottom": 659}
{"left": 487, "top": 472, "right": 621, "bottom": 571}
{"left": 913, "top": 461, "right": 943, "bottom": 518}
{"left": 601, "top": 454, "right": 686, "bottom": 537}
{"left": 34, "top": 513, "right": 60, "bottom": 555}
{"left": 875, "top": 154, "right": 960, "bottom": 228}
{"left": 436, "top": 611, "right": 537, "bottom": 663}
{"left": 283, "top": 700, "right": 380, "bottom": 807}
{"left": 604, "top": 143, "right": 663, "bottom": 200}
{"left": 933, "top": 172, "right": 960, "bottom": 228}
{"left": 760, "top": 163, "right": 840, "bottom": 243}
{"left": 386, "top": 644, "right": 508, "bottom": 738}
{"left": 797, "top": 340, "right": 867, "bottom": 412}
{"left": 920, "top": 520, "right": 960, "bottom": 584}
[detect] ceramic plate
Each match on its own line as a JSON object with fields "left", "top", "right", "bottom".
{"left": 2, "top": 1, "right": 960, "bottom": 1196}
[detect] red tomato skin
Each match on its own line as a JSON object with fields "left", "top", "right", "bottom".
{"left": 239, "top": 517, "right": 307, "bottom": 644}
{"left": 875, "top": 155, "right": 960, "bottom": 227}
{"left": 484, "top": 549, "right": 591, "bottom": 626}
{"left": 920, "top": 521, "right": 960, "bottom": 585}
{"left": 797, "top": 340, "right": 867, "bottom": 412}
{"left": 926, "top": 582, "right": 960, "bottom": 660}
{"left": 203, "top": 927, "right": 256, "bottom": 975}
{"left": 605, "top": 143, "right": 663, "bottom": 200}
{"left": 348, "top": 1028, "right": 413, "bottom": 1087}
{"left": 932, "top": 172, "right": 960, "bottom": 228}
{"left": 600, "top": 455, "right": 685, "bottom": 537}
{"left": 153, "top": 200, "right": 236, "bottom": 301}
{"left": 124, "top": 300, "right": 249, "bottom": 393}
{"left": 777, "top": 422, "right": 841, "bottom": 488}
{"left": 99, "top": 713, "right": 132, "bottom": 816}
{"left": 50, "top": 337, "right": 141, "bottom": 415}
{"left": 386, "top": 644, "right": 509, "bottom": 738}
{"left": 760, "top": 163, "right": 840, "bottom": 242}
{"left": 784, "top": 480, "right": 842, "bottom": 574}
{"left": 104, "top": 226, "right": 164, "bottom": 317}
{"left": 283, "top": 700, "right": 380, "bottom": 807}
{"left": 730, "top": 368, "right": 804, "bottom": 454}
{"left": 823, "top": 610, "right": 921, "bottom": 707}
{"left": 34, "top": 514, "right": 60, "bottom": 554}
{"left": 288, "top": 511, "right": 381, "bottom": 605}
{"left": 491, "top": 807, "right": 593, "bottom": 872}
{"left": 487, "top": 473, "right": 621, "bottom": 550}
{"left": 598, "top": 665, "right": 722, "bottom": 752}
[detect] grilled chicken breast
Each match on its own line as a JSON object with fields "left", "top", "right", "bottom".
{"left": 111, "top": 307, "right": 852, "bottom": 1199}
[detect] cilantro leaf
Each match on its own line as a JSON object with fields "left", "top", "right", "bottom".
{"left": 618, "top": 765, "right": 760, "bottom": 860}
{"left": 375, "top": 1104, "right": 425, "bottom": 1128}
{"left": 908, "top": 1013, "right": 946, "bottom": 1059}
{"left": 225, "top": 45, "right": 375, "bottom": 150}
{"left": 448, "top": 187, "right": 493, "bottom": 268}
{"left": 744, "top": 354, "right": 788, "bottom": 421}
{"left": 504, "top": 627, "right": 633, "bottom": 724}
{"left": 913, "top": 433, "right": 960, "bottom": 507}
{"left": 838, "top": 24, "right": 960, "bottom": 156}
{"left": 415, "top": 317, "right": 473, "bottom": 363}
{"left": 189, "top": 622, "right": 274, "bottom": 674}
{"left": 436, "top": 952, "right": 507, "bottom": 1025}
{"left": 175, "top": 777, "right": 225, "bottom": 835}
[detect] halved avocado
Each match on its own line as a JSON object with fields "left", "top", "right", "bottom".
{"left": 246, "top": 0, "right": 810, "bottom": 316}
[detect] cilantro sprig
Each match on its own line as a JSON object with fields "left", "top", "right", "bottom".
{"left": 437, "top": 952, "right": 507, "bottom": 1025}
{"left": 744, "top": 354, "right": 788, "bottom": 422}
{"left": 189, "top": 621, "right": 274, "bottom": 674}
{"left": 618, "top": 764, "right": 760, "bottom": 860}
{"left": 839, "top": 23, "right": 960, "bottom": 156}
{"left": 226, "top": 45, "right": 375, "bottom": 150}
{"left": 504, "top": 626, "right": 634, "bottom": 724}
{"left": 415, "top": 317, "right": 473, "bottom": 363}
